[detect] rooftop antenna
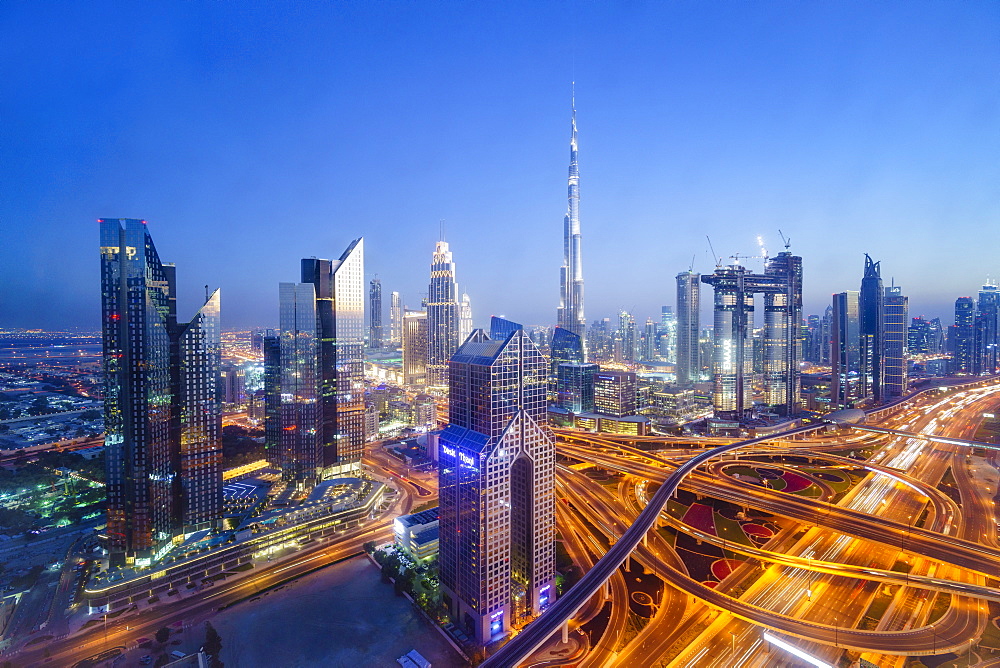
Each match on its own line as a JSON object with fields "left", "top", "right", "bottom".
{"left": 439, "top": 219, "right": 445, "bottom": 242}
{"left": 205, "top": 285, "right": 209, "bottom": 302}
{"left": 778, "top": 229, "right": 791, "bottom": 250}
{"left": 706, "top": 236, "right": 721, "bottom": 267}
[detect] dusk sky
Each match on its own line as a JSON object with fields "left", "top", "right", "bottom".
{"left": 1, "top": 2, "right": 997, "bottom": 331}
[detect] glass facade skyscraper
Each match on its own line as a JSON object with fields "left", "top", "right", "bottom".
{"left": 702, "top": 252, "right": 803, "bottom": 419}
{"left": 278, "top": 282, "right": 321, "bottom": 485}
{"left": 832, "top": 291, "right": 861, "bottom": 407}
{"left": 557, "top": 94, "right": 585, "bottom": 338}
{"left": 883, "top": 286, "right": 908, "bottom": 399}
{"left": 439, "top": 317, "right": 556, "bottom": 644}
{"left": 301, "top": 239, "right": 366, "bottom": 472}
{"left": 675, "top": 271, "right": 701, "bottom": 386}
{"left": 100, "top": 218, "right": 221, "bottom": 567}
{"left": 859, "top": 254, "right": 885, "bottom": 402}
{"left": 369, "top": 277, "right": 383, "bottom": 349}
{"left": 427, "top": 241, "right": 461, "bottom": 387}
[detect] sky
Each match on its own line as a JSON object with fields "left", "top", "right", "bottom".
{"left": 1, "top": 1, "right": 998, "bottom": 331}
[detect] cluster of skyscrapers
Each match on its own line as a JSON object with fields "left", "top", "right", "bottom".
{"left": 264, "top": 244, "right": 367, "bottom": 487}
{"left": 100, "top": 218, "right": 222, "bottom": 566}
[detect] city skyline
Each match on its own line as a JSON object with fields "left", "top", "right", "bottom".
{"left": 2, "top": 3, "right": 998, "bottom": 330}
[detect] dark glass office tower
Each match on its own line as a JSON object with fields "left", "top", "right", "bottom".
{"left": 883, "top": 286, "right": 908, "bottom": 399}
{"left": 369, "top": 277, "right": 383, "bottom": 349}
{"left": 100, "top": 218, "right": 221, "bottom": 567}
{"left": 859, "top": 255, "right": 885, "bottom": 402}
{"left": 439, "top": 317, "right": 556, "bottom": 644}
{"left": 550, "top": 326, "right": 584, "bottom": 381}
{"left": 301, "top": 239, "right": 365, "bottom": 472}
{"left": 675, "top": 271, "right": 701, "bottom": 386}
{"left": 832, "top": 291, "right": 861, "bottom": 407}
{"left": 262, "top": 331, "right": 281, "bottom": 458}
{"left": 556, "top": 362, "right": 598, "bottom": 412}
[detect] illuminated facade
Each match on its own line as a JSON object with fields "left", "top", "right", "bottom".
{"left": 389, "top": 290, "right": 403, "bottom": 347}
{"left": 701, "top": 252, "right": 802, "bottom": 419}
{"left": 832, "top": 291, "right": 861, "bottom": 407}
{"left": 883, "top": 286, "right": 908, "bottom": 399}
{"left": 439, "top": 318, "right": 556, "bottom": 644}
{"left": 594, "top": 370, "right": 638, "bottom": 417}
{"left": 403, "top": 310, "right": 428, "bottom": 387}
{"left": 100, "top": 218, "right": 221, "bottom": 567}
{"left": 675, "top": 271, "right": 701, "bottom": 386}
{"left": 953, "top": 296, "right": 975, "bottom": 373}
{"left": 557, "top": 93, "right": 585, "bottom": 338}
{"left": 427, "top": 241, "right": 461, "bottom": 387}
{"left": 278, "top": 282, "right": 321, "bottom": 485}
{"left": 859, "top": 254, "right": 884, "bottom": 402}
{"left": 974, "top": 283, "right": 999, "bottom": 375}
{"left": 556, "top": 362, "right": 598, "bottom": 413}
{"left": 369, "top": 277, "right": 383, "bottom": 349}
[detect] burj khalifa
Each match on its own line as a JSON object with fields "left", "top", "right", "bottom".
{"left": 557, "top": 90, "right": 585, "bottom": 337}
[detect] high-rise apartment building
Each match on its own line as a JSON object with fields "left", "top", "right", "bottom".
{"left": 883, "top": 286, "right": 908, "bottom": 399}
{"left": 974, "top": 284, "right": 999, "bottom": 375}
{"left": 676, "top": 271, "right": 701, "bottom": 386}
{"left": 390, "top": 291, "right": 403, "bottom": 348}
{"left": 263, "top": 331, "right": 281, "bottom": 458}
{"left": 859, "top": 255, "right": 885, "bottom": 402}
{"left": 439, "top": 318, "right": 556, "bottom": 644}
{"left": 369, "top": 277, "right": 383, "bottom": 349}
{"left": 427, "top": 241, "right": 461, "bottom": 387}
{"left": 832, "top": 291, "right": 861, "bottom": 408}
{"left": 301, "top": 240, "right": 366, "bottom": 473}
{"left": 659, "top": 306, "right": 677, "bottom": 364}
{"left": 403, "top": 310, "right": 428, "bottom": 387}
{"left": 585, "top": 318, "right": 612, "bottom": 363}
{"left": 642, "top": 318, "right": 657, "bottom": 361}
{"left": 615, "top": 311, "right": 636, "bottom": 363}
{"left": 100, "top": 218, "right": 222, "bottom": 567}
{"left": 557, "top": 93, "right": 585, "bottom": 338}
{"left": 953, "top": 297, "right": 975, "bottom": 373}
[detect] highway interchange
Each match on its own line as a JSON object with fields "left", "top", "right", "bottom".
{"left": 6, "top": 379, "right": 1000, "bottom": 667}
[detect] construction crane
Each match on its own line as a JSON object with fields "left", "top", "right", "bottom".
{"left": 778, "top": 229, "right": 791, "bottom": 250}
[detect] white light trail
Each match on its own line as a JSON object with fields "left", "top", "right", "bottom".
{"left": 763, "top": 632, "right": 834, "bottom": 668}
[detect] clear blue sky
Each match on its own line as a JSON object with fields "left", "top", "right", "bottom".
{"left": 2, "top": 1, "right": 997, "bottom": 330}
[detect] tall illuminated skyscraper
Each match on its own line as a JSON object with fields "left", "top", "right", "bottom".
{"left": 390, "top": 291, "right": 403, "bottom": 348}
{"left": 676, "top": 271, "right": 701, "bottom": 386}
{"left": 427, "top": 240, "right": 461, "bottom": 387}
{"left": 301, "top": 239, "right": 366, "bottom": 473}
{"left": 859, "top": 255, "right": 884, "bottom": 402}
{"left": 883, "top": 286, "right": 908, "bottom": 399}
{"left": 702, "top": 251, "right": 803, "bottom": 419}
{"left": 832, "top": 291, "right": 861, "bottom": 407}
{"left": 369, "top": 277, "right": 383, "bottom": 349}
{"left": 439, "top": 317, "right": 556, "bottom": 644}
{"left": 100, "top": 218, "right": 221, "bottom": 566}
{"left": 974, "top": 283, "right": 999, "bottom": 375}
{"left": 403, "top": 310, "right": 428, "bottom": 387}
{"left": 278, "top": 282, "right": 321, "bottom": 485}
{"left": 459, "top": 292, "right": 473, "bottom": 344}
{"left": 557, "top": 91, "right": 585, "bottom": 338}
{"left": 953, "top": 296, "right": 976, "bottom": 373}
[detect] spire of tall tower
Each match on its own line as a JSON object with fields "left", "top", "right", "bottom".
{"left": 558, "top": 84, "right": 585, "bottom": 338}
